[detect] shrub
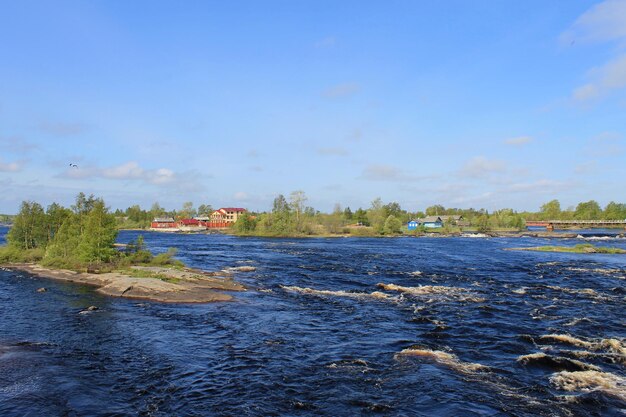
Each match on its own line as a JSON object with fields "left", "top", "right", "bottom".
{"left": 0, "top": 246, "right": 45, "bottom": 263}
{"left": 150, "top": 248, "right": 184, "bottom": 267}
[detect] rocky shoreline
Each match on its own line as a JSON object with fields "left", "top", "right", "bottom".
{"left": 2, "top": 263, "right": 248, "bottom": 303}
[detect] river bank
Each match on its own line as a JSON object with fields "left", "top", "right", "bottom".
{"left": 2, "top": 263, "right": 247, "bottom": 303}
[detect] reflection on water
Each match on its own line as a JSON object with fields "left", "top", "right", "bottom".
{"left": 0, "top": 227, "right": 625, "bottom": 416}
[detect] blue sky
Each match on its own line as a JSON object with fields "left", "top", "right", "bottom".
{"left": 1, "top": 0, "right": 625, "bottom": 213}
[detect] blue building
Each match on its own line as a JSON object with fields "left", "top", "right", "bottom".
{"left": 407, "top": 220, "right": 419, "bottom": 230}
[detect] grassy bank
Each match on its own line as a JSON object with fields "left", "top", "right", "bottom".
{"left": 508, "top": 244, "right": 626, "bottom": 254}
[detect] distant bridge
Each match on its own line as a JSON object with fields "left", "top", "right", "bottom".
{"left": 526, "top": 220, "right": 626, "bottom": 231}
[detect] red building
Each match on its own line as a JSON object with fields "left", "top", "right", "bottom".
{"left": 150, "top": 217, "right": 177, "bottom": 229}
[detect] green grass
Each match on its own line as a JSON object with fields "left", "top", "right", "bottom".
{"left": 509, "top": 243, "right": 626, "bottom": 254}
{"left": 117, "top": 268, "right": 181, "bottom": 284}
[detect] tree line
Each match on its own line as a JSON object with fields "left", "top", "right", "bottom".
{"left": 232, "top": 192, "right": 526, "bottom": 236}
{"left": 525, "top": 199, "right": 626, "bottom": 221}
{"left": 2, "top": 194, "right": 623, "bottom": 238}
{"left": 232, "top": 193, "right": 626, "bottom": 237}
{"left": 0, "top": 193, "right": 179, "bottom": 270}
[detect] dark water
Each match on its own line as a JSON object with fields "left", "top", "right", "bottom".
{"left": 1, "top": 227, "right": 625, "bottom": 416}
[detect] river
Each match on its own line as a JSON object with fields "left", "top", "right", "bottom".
{"left": 1, "top": 227, "right": 624, "bottom": 416}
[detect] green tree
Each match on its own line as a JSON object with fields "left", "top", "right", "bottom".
{"left": 574, "top": 200, "right": 602, "bottom": 220}
{"left": 476, "top": 215, "right": 491, "bottom": 233}
{"left": 7, "top": 201, "right": 48, "bottom": 249}
{"left": 150, "top": 202, "right": 165, "bottom": 218}
{"left": 383, "top": 215, "right": 402, "bottom": 234}
{"left": 343, "top": 207, "right": 353, "bottom": 220}
{"left": 266, "top": 194, "right": 292, "bottom": 235}
{"left": 290, "top": 190, "right": 307, "bottom": 233}
{"left": 76, "top": 200, "right": 118, "bottom": 264}
{"left": 354, "top": 208, "right": 369, "bottom": 226}
{"left": 383, "top": 202, "right": 402, "bottom": 218}
{"left": 197, "top": 204, "right": 213, "bottom": 216}
{"left": 44, "top": 215, "right": 81, "bottom": 260}
{"left": 125, "top": 205, "right": 147, "bottom": 223}
{"left": 234, "top": 212, "right": 258, "bottom": 233}
{"left": 540, "top": 199, "right": 561, "bottom": 220}
{"left": 180, "top": 201, "right": 196, "bottom": 219}
{"left": 426, "top": 205, "right": 445, "bottom": 216}
{"left": 367, "top": 198, "right": 386, "bottom": 233}
{"left": 46, "top": 203, "right": 71, "bottom": 242}
{"left": 604, "top": 201, "right": 626, "bottom": 220}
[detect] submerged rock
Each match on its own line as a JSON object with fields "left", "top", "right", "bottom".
{"left": 225, "top": 266, "right": 257, "bottom": 272}
{"left": 36, "top": 287, "right": 47, "bottom": 293}
{"left": 78, "top": 306, "right": 99, "bottom": 315}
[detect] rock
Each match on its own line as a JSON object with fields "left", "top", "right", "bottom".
{"left": 583, "top": 247, "right": 597, "bottom": 253}
{"left": 37, "top": 287, "right": 47, "bottom": 293}
{"left": 78, "top": 305, "right": 99, "bottom": 315}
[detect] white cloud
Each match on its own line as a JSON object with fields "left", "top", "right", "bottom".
{"left": 587, "top": 131, "right": 624, "bottom": 156}
{"left": 572, "top": 83, "right": 600, "bottom": 101}
{"left": 506, "top": 179, "right": 571, "bottom": 194}
{"left": 459, "top": 156, "right": 506, "bottom": 178}
{"left": 574, "top": 160, "right": 597, "bottom": 174}
{"left": 0, "top": 136, "right": 38, "bottom": 153}
{"left": 359, "top": 164, "right": 428, "bottom": 182}
{"left": 504, "top": 136, "right": 533, "bottom": 146}
{"left": 233, "top": 191, "right": 249, "bottom": 201}
{"left": 148, "top": 168, "right": 176, "bottom": 185}
{"left": 573, "top": 54, "right": 626, "bottom": 101}
{"left": 102, "top": 161, "right": 144, "bottom": 179}
{"left": 317, "top": 147, "right": 349, "bottom": 156}
{"left": 59, "top": 161, "right": 199, "bottom": 188}
{"left": 38, "top": 121, "right": 88, "bottom": 136}
{"left": 564, "top": 1, "right": 626, "bottom": 102}
{"left": 0, "top": 159, "right": 22, "bottom": 172}
{"left": 561, "top": 0, "right": 626, "bottom": 44}
{"left": 322, "top": 83, "right": 360, "bottom": 99}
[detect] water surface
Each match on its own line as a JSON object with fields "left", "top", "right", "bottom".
{"left": 1, "top": 228, "right": 624, "bottom": 416}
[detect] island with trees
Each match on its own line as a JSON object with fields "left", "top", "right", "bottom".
{"left": 0, "top": 193, "right": 246, "bottom": 302}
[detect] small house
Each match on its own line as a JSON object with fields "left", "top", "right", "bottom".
{"left": 150, "top": 217, "right": 177, "bottom": 229}
{"left": 407, "top": 220, "right": 419, "bottom": 230}
{"left": 179, "top": 218, "right": 200, "bottom": 227}
{"left": 439, "top": 215, "right": 463, "bottom": 225}
{"left": 418, "top": 216, "right": 443, "bottom": 228}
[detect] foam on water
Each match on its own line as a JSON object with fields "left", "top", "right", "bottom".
{"left": 539, "top": 334, "right": 626, "bottom": 356}
{"left": 377, "top": 283, "right": 485, "bottom": 302}
{"left": 550, "top": 371, "right": 626, "bottom": 400}
{"left": 395, "top": 348, "right": 488, "bottom": 374}
{"left": 516, "top": 353, "right": 600, "bottom": 372}
{"left": 281, "top": 285, "right": 396, "bottom": 301}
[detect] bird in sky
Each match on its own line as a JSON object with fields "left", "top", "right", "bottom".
{"left": 69, "top": 163, "right": 78, "bottom": 168}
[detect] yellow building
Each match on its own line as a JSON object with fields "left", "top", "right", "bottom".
{"left": 210, "top": 207, "right": 247, "bottom": 224}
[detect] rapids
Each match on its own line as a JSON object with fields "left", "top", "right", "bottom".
{"left": 0, "top": 228, "right": 624, "bottom": 416}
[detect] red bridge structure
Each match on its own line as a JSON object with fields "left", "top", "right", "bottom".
{"left": 525, "top": 220, "right": 626, "bottom": 231}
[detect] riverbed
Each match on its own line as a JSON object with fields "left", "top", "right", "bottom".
{"left": 1, "top": 228, "right": 624, "bottom": 416}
